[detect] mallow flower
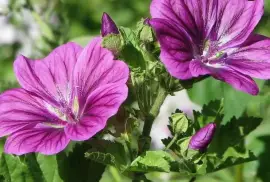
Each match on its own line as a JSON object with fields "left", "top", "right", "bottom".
{"left": 0, "top": 37, "right": 129, "bottom": 155}
{"left": 150, "top": 0, "right": 270, "bottom": 95}
{"left": 189, "top": 122, "right": 216, "bottom": 152}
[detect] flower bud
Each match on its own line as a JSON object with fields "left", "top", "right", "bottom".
{"left": 188, "top": 122, "right": 216, "bottom": 152}
{"left": 137, "top": 18, "right": 155, "bottom": 44}
{"left": 101, "top": 12, "right": 119, "bottom": 37}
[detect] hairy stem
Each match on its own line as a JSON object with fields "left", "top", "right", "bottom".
{"left": 142, "top": 86, "right": 167, "bottom": 140}
{"left": 132, "top": 87, "right": 168, "bottom": 182}
{"left": 165, "top": 134, "right": 178, "bottom": 150}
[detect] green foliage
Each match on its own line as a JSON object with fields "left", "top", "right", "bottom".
{"left": 0, "top": 154, "right": 34, "bottom": 182}
{"left": 193, "top": 100, "right": 224, "bottom": 128}
{"left": 129, "top": 151, "right": 175, "bottom": 173}
{"left": 85, "top": 139, "right": 131, "bottom": 172}
{"left": 24, "top": 154, "right": 46, "bottom": 182}
{"left": 0, "top": 142, "right": 105, "bottom": 182}
{"left": 85, "top": 152, "right": 116, "bottom": 166}
{"left": 56, "top": 144, "right": 106, "bottom": 182}
{"left": 36, "top": 155, "right": 63, "bottom": 182}
{"left": 119, "top": 27, "right": 146, "bottom": 69}
{"left": 256, "top": 136, "right": 270, "bottom": 182}
{"left": 188, "top": 78, "right": 265, "bottom": 122}
{"left": 209, "top": 116, "right": 262, "bottom": 156}
{"left": 159, "top": 100, "right": 262, "bottom": 176}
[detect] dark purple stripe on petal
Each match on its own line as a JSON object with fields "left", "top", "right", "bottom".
{"left": 4, "top": 127, "right": 69, "bottom": 155}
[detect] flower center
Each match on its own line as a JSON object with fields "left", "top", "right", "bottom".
{"left": 197, "top": 40, "right": 227, "bottom": 66}
{"left": 45, "top": 96, "right": 80, "bottom": 123}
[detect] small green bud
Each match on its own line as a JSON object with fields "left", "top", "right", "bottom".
{"left": 136, "top": 18, "right": 155, "bottom": 44}
{"left": 170, "top": 112, "right": 189, "bottom": 134}
{"left": 102, "top": 34, "right": 123, "bottom": 57}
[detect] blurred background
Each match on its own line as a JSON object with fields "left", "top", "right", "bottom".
{"left": 0, "top": 0, "right": 270, "bottom": 181}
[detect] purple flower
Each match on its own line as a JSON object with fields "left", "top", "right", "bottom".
{"left": 150, "top": 0, "right": 270, "bottom": 95}
{"left": 189, "top": 122, "right": 216, "bottom": 151}
{"left": 101, "top": 12, "right": 119, "bottom": 37}
{"left": 0, "top": 37, "right": 129, "bottom": 155}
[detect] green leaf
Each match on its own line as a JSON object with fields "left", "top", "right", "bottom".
{"left": 119, "top": 27, "right": 146, "bottom": 69}
{"left": 86, "top": 139, "right": 131, "bottom": 172}
{"left": 129, "top": 151, "right": 175, "bottom": 173}
{"left": 0, "top": 154, "right": 34, "bottom": 182}
{"left": 56, "top": 143, "right": 105, "bottom": 182}
{"left": 37, "top": 155, "right": 63, "bottom": 182}
{"left": 24, "top": 154, "right": 45, "bottom": 182}
{"left": 188, "top": 78, "right": 265, "bottom": 123}
{"left": 223, "top": 80, "right": 265, "bottom": 122}
{"left": 199, "top": 147, "right": 257, "bottom": 175}
{"left": 216, "top": 147, "right": 257, "bottom": 171}
{"left": 209, "top": 116, "right": 262, "bottom": 156}
{"left": 85, "top": 152, "right": 116, "bottom": 166}
{"left": 0, "top": 139, "right": 34, "bottom": 182}
{"left": 193, "top": 100, "right": 224, "bottom": 128}
{"left": 188, "top": 78, "right": 224, "bottom": 105}
{"left": 257, "top": 136, "right": 270, "bottom": 182}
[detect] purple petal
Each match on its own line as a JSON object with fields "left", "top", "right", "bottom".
{"left": 223, "top": 35, "right": 270, "bottom": 79}
{"left": 210, "top": 67, "right": 259, "bottom": 95}
{"left": 239, "top": 34, "right": 268, "bottom": 47}
{"left": 149, "top": 18, "right": 193, "bottom": 79}
{"left": 73, "top": 37, "right": 129, "bottom": 105}
{"left": 5, "top": 127, "right": 69, "bottom": 155}
{"left": 0, "top": 88, "right": 59, "bottom": 137}
{"left": 65, "top": 83, "right": 128, "bottom": 141}
{"left": 189, "top": 60, "right": 211, "bottom": 77}
{"left": 225, "top": 59, "right": 270, "bottom": 80}
{"left": 216, "top": 0, "right": 263, "bottom": 48}
{"left": 14, "top": 42, "right": 82, "bottom": 105}
{"left": 150, "top": 0, "right": 217, "bottom": 41}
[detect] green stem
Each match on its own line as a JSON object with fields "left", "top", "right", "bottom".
{"left": 235, "top": 164, "right": 244, "bottom": 182}
{"left": 142, "top": 86, "right": 167, "bottom": 138}
{"left": 133, "top": 87, "right": 168, "bottom": 182}
{"left": 165, "top": 134, "right": 178, "bottom": 150}
{"left": 109, "top": 166, "right": 121, "bottom": 182}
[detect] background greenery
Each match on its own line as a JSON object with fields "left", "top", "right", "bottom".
{"left": 0, "top": 0, "right": 270, "bottom": 181}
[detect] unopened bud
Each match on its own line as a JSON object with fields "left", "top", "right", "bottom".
{"left": 188, "top": 122, "right": 216, "bottom": 152}
{"left": 138, "top": 18, "right": 155, "bottom": 44}
{"left": 101, "top": 12, "right": 119, "bottom": 37}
